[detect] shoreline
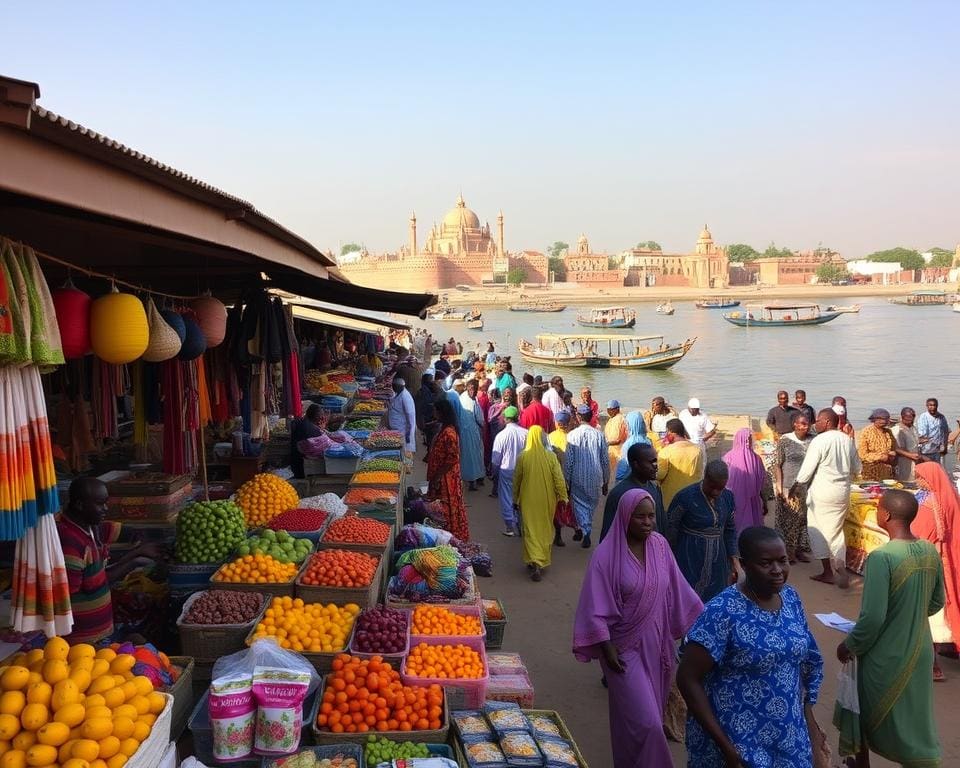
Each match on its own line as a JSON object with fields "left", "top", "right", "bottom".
{"left": 436, "top": 281, "right": 958, "bottom": 308}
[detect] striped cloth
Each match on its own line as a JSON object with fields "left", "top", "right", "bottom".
{"left": 55, "top": 516, "right": 121, "bottom": 644}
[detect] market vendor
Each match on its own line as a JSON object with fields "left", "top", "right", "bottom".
{"left": 57, "top": 477, "right": 159, "bottom": 644}
{"left": 290, "top": 404, "right": 324, "bottom": 478}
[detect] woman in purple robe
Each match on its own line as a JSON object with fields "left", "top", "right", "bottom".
{"left": 722, "top": 427, "right": 767, "bottom": 533}
{"left": 573, "top": 488, "right": 703, "bottom": 766}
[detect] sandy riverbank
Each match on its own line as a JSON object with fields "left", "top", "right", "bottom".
{"left": 438, "top": 282, "right": 958, "bottom": 308}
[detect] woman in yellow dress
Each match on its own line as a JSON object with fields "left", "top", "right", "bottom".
{"left": 514, "top": 425, "right": 569, "bottom": 582}
{"left": 657, "top": 418, "right": 705, "bottom": 509}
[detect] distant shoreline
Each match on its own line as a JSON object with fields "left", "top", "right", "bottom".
{"left": 435, "top": 282, "right": 958, "bottom": 308}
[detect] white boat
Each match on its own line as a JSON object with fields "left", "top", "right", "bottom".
{"left": 656, "top": 301, "right": 675, "bottom": 315}
{"left": 466, "top": 318, "right": 484, "bottom": 330}
{"left": 824, "top": 304, "right": 862, "bottom": 314}
{"left": 426, "top": 308, "right": 468, "bottom": 321}
{"left": 519, "top": 333, "right": 696, "bottom": 369}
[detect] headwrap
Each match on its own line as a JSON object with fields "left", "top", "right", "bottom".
{"left": 555, "top": 411, "right": 571, "bottom": 425}
{"left": 503, "top": 406, "right": 519, "bottom": 419}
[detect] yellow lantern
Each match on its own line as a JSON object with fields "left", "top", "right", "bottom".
{"left": 90, "top": 287, "right": 149, "bottom": 364}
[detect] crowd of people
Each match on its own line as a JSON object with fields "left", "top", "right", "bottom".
{"left": 389, "top": 335, "right": 959, "bottom": 767}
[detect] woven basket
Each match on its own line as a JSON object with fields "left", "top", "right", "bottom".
{"left": 141, "top": 297, "right": 182, "bottom": 362}
{"left": 208, "top": 560, "right": 306, "bottom": 598}
{"left": 177, "top": 591, "right": 268, "bottom": 662}
{"left": 482, "top": 598, "right": 507, "bottom": 650}
{"left": 295, "top": 553, "right": 384, "bottom": 608}
{"left": 127, "top": 693, "right": 173, "bottom": 768}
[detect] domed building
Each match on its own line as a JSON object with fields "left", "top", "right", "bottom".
{"left": 415, "top": 195, "right": 502, "bottom": 260}
{"left": 624, "top": 226, "right": 729, "bottom": 289}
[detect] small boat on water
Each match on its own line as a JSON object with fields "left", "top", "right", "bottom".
{"left": 695, "top": 297, "right": 741, "bottom": 309}
{"left": 518, "top": 333, "right": 696, "bottom": 370}
{"left": 889, "top": 290, "right": 959, "bottom": 306}
{"left": 466, "top": 318, "right": 484, "bottom": 330}
{"left": 952, "top": 303, "right": 960, "bottom": 313}
{"left": 576, "top": 306, "right": 636, "bottom": 328}
{"left": 723, "top": 303, "right": 843, "bottom": 327}
{"left": 508, "top": 302, "right": 566, "bottom": 312}
{"left": 824, "top": 304, "right": 862, "bottom": 314}
{"left": 656, "top": 301, "right": 675, "bottom": 315}
{"left": 427, "top": 308, "right": 468, "bottom": 321}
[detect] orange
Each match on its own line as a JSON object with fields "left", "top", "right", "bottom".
{"left": 0, "top": 692, "right": 25, "bottom": 717}
{"left": 1, "top": 669, "right": 29, "bottom": 693}
{"left": 24, "top": 685, "right": 50, "bottom": 708}
{"left": 24, "top": 744, "right": 57, "bottom": 767}
{"left": 0, "top": 714, "right": 20, "bottom": 740}
{"left": 80, "top": 719, "right": 112, "bottom": 741}
{"left": 0, "top": 750, "right": 27, "bottom": 768}
{"left": 40, "top": 661, "right": 68, "bottom": 687}
{"left": 95, "top": 736, "right": 119, "bottom": 760}
{"left": 20, "top": 703, "right": 49, "bottom": 731}
{"left": 106, "top": 754, "right": 127, "bottom": 768}
{"left": 110, "top": 718, "right": 133, "bottom": 741}
{"left": 42, "top": 638, "right": 69, "bottom": 664}
{"left": 66, "top": 645, "right": 95, "bottom": 664}
{"left": 69, "top": 739, "right": 99, "bottom": 762}
{"left": 12, "top": 732, "right": 35, "bottom": 751}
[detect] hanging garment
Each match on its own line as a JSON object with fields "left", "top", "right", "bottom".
{"left": 11, "top": 512, "right": 73, "bottom": 636}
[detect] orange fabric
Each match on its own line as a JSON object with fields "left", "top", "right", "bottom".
{"left": 913, "top": 462, "right": 960, "bottom": 646}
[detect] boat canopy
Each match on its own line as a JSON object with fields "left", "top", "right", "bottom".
{"left": 536, "top": 333, "right": 664, "bottom": 342}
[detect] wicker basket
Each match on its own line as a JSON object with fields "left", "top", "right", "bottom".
{"left": 177, "top": 591, "right": 268, "bottom": 662}
{"left": 209, "top": 560, "right": 305, "bottom": 598}
{"left": 309, "top": 679, "right": 449, "bottom": 746}
{"left": 482, "top": 598, "right": 507, "bottom": 650}
{"left": 163, "top": 656, "right": 195, "bottom": 740}
{"left": 295, "top": 552, "right": 384, "bottom": 608}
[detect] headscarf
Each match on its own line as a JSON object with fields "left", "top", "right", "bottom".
{"left": 722, "top": 428, "right": 766, "bottom": 532}
{"left": 916, "top": 462, "right": 960, "bottom": 543}
{"left": 572, "top": 488, "right": 702, "bottom": 661}
{"left": 613, "top": 412, "right": 652, "bottom": 483}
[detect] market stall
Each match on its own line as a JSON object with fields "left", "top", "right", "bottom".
{"left": 844, "top": 482, "right": 917, "bottom": 575}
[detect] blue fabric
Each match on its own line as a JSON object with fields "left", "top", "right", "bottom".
{"left": 446, "top": 391, "right": 484, "bottom": 482}
{"left": 570, "top": 487, "right": 600, "bottom": 535}
{"left": 684, "top": 585, "right": 824, "bottom": 768}
{"left": 614, "top": 411, "right": 652, "bottom": 482}
{"left": 497, "top": 468, "right": 516, "bottom": 527}
{"left": 667, "top": 484, "right": 738, "bottom": 601}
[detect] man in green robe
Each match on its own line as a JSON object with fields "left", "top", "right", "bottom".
{"left": 838, "top": 489, "right": 944, "bottom": 767}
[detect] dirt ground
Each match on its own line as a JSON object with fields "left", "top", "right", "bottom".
{"left": 409, "top": 461, "right": 960, "bottom": 767}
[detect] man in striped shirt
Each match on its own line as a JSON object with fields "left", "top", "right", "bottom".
{"left": 563, "top": 405, "right": 610, "bottom": 549}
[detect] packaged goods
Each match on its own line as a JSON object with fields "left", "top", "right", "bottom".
{"left": 499, "top": 732, "right": 542, "bottom": 766}
{"left": 451, "top": 711, "right": 493, "bottom": 740}
{"left": 252, "top": 666, "right": 311, "bottom": 754}
{"left": 461, "top": 740, "right": 506, "bottom": 767}
{"left": 535, "top": 737, "right": 579, "bottom": 767}
{"left": 209, "top": 675, "right": 255, "bottom": 761}
{"left": 482, "top": 702, "right": 531, "bottom": 737}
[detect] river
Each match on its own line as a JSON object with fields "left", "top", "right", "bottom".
{"left": 423, "top": 297, "right": 958, "bottom": 421}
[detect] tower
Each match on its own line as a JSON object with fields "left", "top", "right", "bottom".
{"left": 497, "top": 210, "right": 505, "bottom": 258}
{"left": 409, "top": 212, "right": 417, "bottom": 257}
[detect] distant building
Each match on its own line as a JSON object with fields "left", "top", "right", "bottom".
{"left": 846, "top": 260, "right": 907, "bottom": 285}
{"left": 563, "top": 234, "right": 624, "bottom": 287}
{"left": 752, "top": 250, "right": 847, "bottom": 285}
{"left": 623, "top": 226, "right": 728, "bottom": 289}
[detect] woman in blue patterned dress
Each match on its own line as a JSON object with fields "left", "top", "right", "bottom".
{"left": 677, "top": 527, "right": 824, "bottom": 768}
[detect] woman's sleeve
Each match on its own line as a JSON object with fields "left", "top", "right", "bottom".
{"left": 665, "top": 493, "right": 685, "bottom": 548}
{"left": 723, "top": 492, "right": 739, "bottom": 556}
{"left": 844, "top": 551, "right": 891, "bottom": 656}
{"left": 930, "top": 555, "right": 946, "bottom": 617}
{"left": 684, "top": 594, "right": 731, "bottom": 664}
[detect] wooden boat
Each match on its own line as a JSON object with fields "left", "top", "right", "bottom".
{"left": 466, "top": 318, "right": 484, "bottom": 330}
{"left": 723, "top": 304, "right": 843, "bottom": 327}
{"left": 576, "top": 306, "right": 636, "bottom": 328}
{"left": 889, "top": 290, "right": 959, "bottom": 306}
{"left": 518, "top": 333, "right": 696, "bottom": 369}
{"left": 695, "top": 297, "right": 740, "bottom": 309}
{"left": 824, "top": 304, "right": 862, "bottom": 314}
{"left": 426, "top": 308, "right": 468, "bottom": 321}
{"left": 508, "top": 302, "right": 566, "bottom": 312}
{"left": 656, "top": 301, "right": 675, "bottom": 315}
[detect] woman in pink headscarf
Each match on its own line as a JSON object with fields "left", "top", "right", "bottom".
{"left": 722, "top": 427, "right": 767, "bottom": 533}
{"left": 573, "top": 488, "right": 703, "bottom": 766}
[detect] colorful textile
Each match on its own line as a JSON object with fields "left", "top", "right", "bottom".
{"left": 564, "top": 424, "right": 608, "bottom": 536}
{"left": 722, "top": 428, "right": 766, "bottom": 533}
{"left": 657, "top": 440, "right": 704, "bottom": 509}
{"left": 426, "top": 425, "right": 469, "bottom": 541}
{"left": 449, "top": 391, "right": 484, "bottom": 483}
{"left": 514, "top": 426, "right": 568, "bottom": 568}
{"left": 614, "top": 411, "right": 651, "bottom": 483}
{"left": 12, "top": 513, "right": 73, "bottom": 637}
{"left": 684, "top": 585, "right": 824, "bottom": 768}
{"left": 774, "top": 434, "right": 813, "bottom": 555}
{"left": 843, "top": 540, "right": 944, "bottom": 766}
{"left": 914, "top": 463, "right": 960, "bottom": 648}
{"left": 573, "top": 489, "right": 703, "bottom": 767}
{"left": 55, "top": 516, "right": 121, "bottom": 644}
{"left": 604, "top": 412, "right": 628, "bottom": 481}
{"left": 0, "top": 239, "right": 64, "bottom": 368}
{"left": 857, "top": 423, "right": 897, "bottom": 481}
{"left": 667, "top": 482, "right": 738, "bottom": 601}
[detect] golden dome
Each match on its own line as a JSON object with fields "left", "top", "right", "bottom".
{"left": 698, "top": 224, "right": 713, "bottom": 242}
{"left": 443, "top": 195, "right": 481, "bottom": 230}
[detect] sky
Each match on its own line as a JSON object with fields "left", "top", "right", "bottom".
{"left": 5, "top": 1, "right": 960, "bottom": 258}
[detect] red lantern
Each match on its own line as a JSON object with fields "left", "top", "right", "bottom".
{"left": 190, "top": 294, "right": 227, "bottom": 348}
{"left": 51, "top": 285, "right": 91, "bottom": 359}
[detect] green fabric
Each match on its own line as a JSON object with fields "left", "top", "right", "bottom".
{"left": 844, "top": 539, "right": 945, "bottom": 767}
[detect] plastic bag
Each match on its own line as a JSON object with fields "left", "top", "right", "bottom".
{"left": 832, "top": 658, "right": 861, "bottom": 758}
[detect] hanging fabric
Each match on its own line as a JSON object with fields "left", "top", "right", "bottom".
{"left": 11, "top": 513, "right": 73, "bottom": 636}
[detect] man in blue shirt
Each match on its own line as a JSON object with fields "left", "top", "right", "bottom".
{"left": 916, "top": 397, "right": 949, "bottom": 464}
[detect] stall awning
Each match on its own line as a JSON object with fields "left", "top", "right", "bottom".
{"left": 289, "top": 299, "right": 411, "bottom": 334}
{"left": 268, "top": 273, "right": 435, "bottom": 318}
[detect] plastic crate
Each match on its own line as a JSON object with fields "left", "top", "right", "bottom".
{"left": 188, "top": 689, "right": 317, "bottom": 766}
{"left": 402, "top": 635, "right": 489, "bottom": 711}
{"left": 482, "top": 598, "right": 507, "bottom": 650}
{"left": 177, "top": 591, "right": 268, "bottom": 662}
{"left": 409, "top": 603, "right": 486, "bottom": 642}
{"left": 347, "top": 607, "right": 411, "bottom": 665}
{"left": 295, "top": 552, "right": 384, "bottom": 608}
{"left": 322, "top": 454, "right": 362, "bottom": 475}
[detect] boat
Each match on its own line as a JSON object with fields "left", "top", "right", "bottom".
{"left": 576, "top": 306, "right": 636, "bottom": 328}
{"left": 722, "top": 304, "right": 843, "bottom": 327}
{"left": 518, "top": 333, "right": 696, "bottom": 369}
{"left": 508, "top": 302, "right": 566, "bottom": 312}
{"left": 889, "top": 290, "right": 959, "bottom": 306}
{"left": 695, "top": 297, "right": 740, "bottom": 309}
{"left": 824, "top": 304, "right": 862, "bottom": 314}
{"left": 656, "top": 301, "right": 675, "bottom": 315}
{"left": 426, "top": 308, "right": 468, "bottom": 321}
{"left": 953, "top": 303, "right": 960, "bottom": 313}
{"left": 466, "top": 318, "right": 484, "bottom": 330}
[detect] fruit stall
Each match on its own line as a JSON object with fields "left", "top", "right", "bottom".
{"left": 844, "top": 481, "right": 917, "bottom": 575}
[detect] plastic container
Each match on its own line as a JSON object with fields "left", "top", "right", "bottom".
{"left": 401, "top": 635, "right": 489, "bottom": 710}
{"left": 485, "top": 673, "right": 535, "bottom": 708}
{"left": 322, "top": 454, "right": 361, "bottom": 475}
{"left": 259, "top": 744, "right": 363, "bottom": 768}
{"left": 347, "top": 607, "right": 411, "bottom": 665}
{"left": 296, "top": 552, "right": 384, "bottom": 608}
{"left": 409, "top": 603, "right": 486, "bottom": 642}
{"left": 177, "top": 591, "right": 268, "bottom": 662}
{"left": 482, "top": 598, "right": 507, "bottom": 650}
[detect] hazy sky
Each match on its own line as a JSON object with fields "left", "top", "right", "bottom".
{"left": 5, "top": 2, "right": 959, "bottom": 258}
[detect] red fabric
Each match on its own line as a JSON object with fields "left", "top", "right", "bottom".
{"left": 426, "top": 425, "right": 470, "bottom": 541}
{"left": 914, "top": 463, "right": 960, "bottom": 649}
{"left": 520, "top": 401, "right": 555, "bottom": 433}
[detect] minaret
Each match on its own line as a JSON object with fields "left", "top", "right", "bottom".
{"left": 409, "top": 212, "right": 417, "bottom": 257}
{"left": 497, "top": 210, "right": 505, "bottom": 259}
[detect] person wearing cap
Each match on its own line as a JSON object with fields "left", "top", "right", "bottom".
{"left": 679, "top": 398, "right": 717, "bottom": 449}
{"left": 857, "top": 408, "right": 898, "bottom": 481}
{"left": 388, "top": 377, "right": 417, "bottom": 453}
{"left": 490, "top": 406, "right": 529, "bottom": 536}
{"left": 831, "top": 395, "right": 856, "bottom": 438}
{"left": 565, "top": 405, "right": 610, "bottom": 548}
{"left": 604, "top": 400, "right": 628, "bottom": 483}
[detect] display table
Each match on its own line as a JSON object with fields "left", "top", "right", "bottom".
{"left": 844, "top": 486, "right": 918, "bottom": 575}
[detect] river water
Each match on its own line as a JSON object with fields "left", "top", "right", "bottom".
{"left": 424, "top": 296, "right": 958, "bottom": 422}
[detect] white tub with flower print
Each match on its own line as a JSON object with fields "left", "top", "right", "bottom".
{"left": 209, "top": 674, "right": 255, "bottom": 761}
{"left": 252, "top": 665, "right": 312, "bottom": 755}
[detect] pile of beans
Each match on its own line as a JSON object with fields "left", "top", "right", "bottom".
{"left": 182, "top": 589, "right": 264, "bottom": 624}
